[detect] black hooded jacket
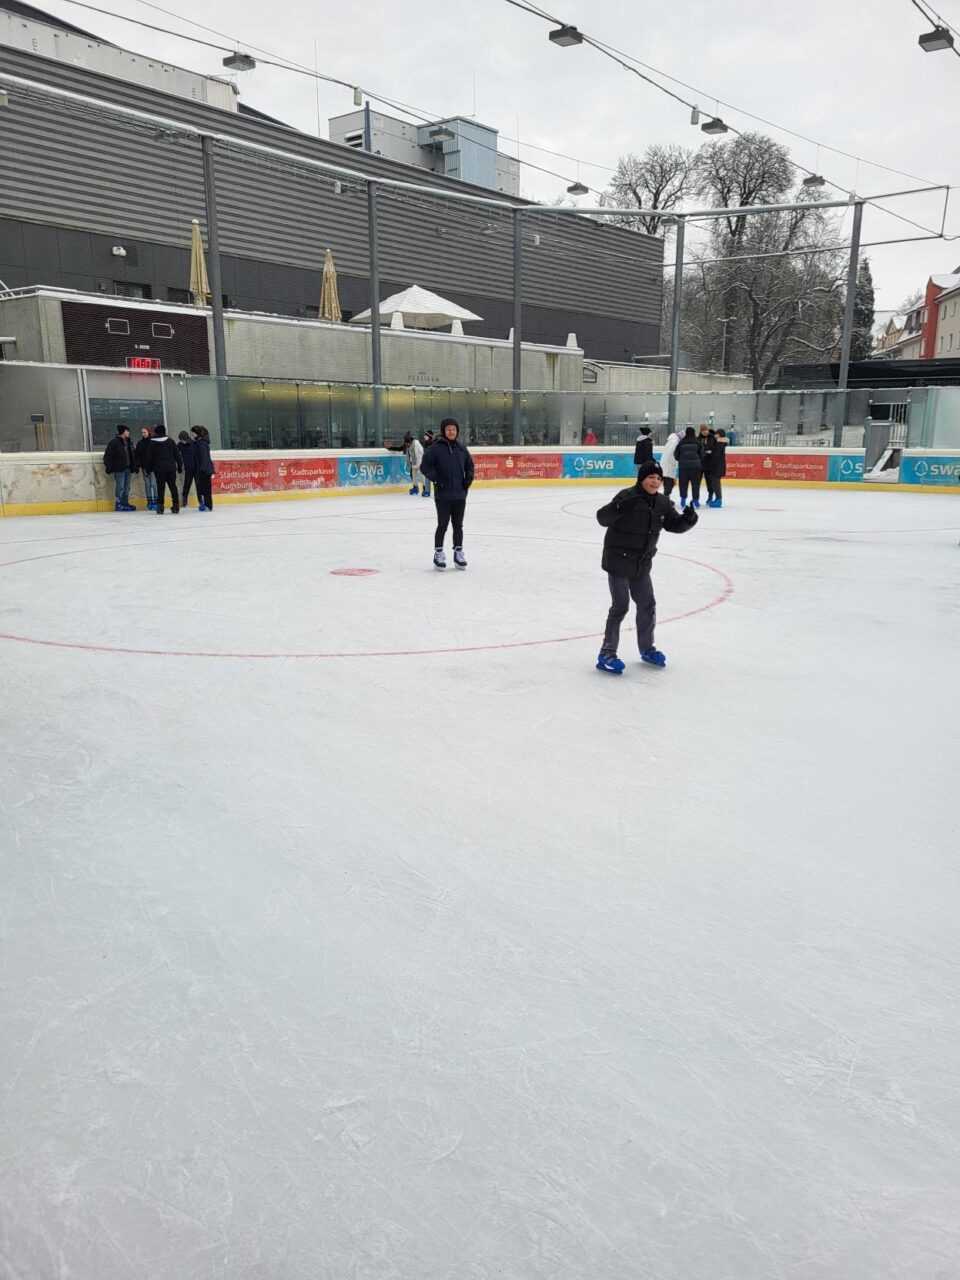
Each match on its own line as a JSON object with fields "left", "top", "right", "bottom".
{"left": 420, "top": 432, "right": 475, "bottom": 500}
{"left": 633, "top": 436, "right": 654, "bottom": 465}
{"left": 597, "top": 486, "right": 695, "bottom": 576}
{"left": 103, "top": 435, "right": 136, "bottom": 474}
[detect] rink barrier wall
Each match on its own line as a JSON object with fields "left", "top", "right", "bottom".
{"left": 0, "top": 447, "right": 958, "bottom": 516}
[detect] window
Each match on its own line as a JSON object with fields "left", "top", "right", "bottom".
{"left": 938, "top": 335, "right": 944, "bottom": 352}
{"left": 343, "top": 130, "right": 364, "bottom": 149}
{"left": 166, "top": 286, "right": 190, "bottom": 304}
{"left": 951, "top": 333, "right": 955, "bottom": 350}
{"left": 105, "top": 317, "right": 130, "bottom": 335}
{"left": 941, "top": 304, "right": 946, "bottom": 320}
{"left": 151, "top": 322, "right": 174, "bottom": 339}
{"left": 113, "top": 281, "right": 152, "bottom": 299}
{"left": 954, "top": 301, "right": 958, "bottom": 317}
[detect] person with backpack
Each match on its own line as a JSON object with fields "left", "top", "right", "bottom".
{"left": 102, "top": 424, "right": 138, "bottom": 511}
{"left": 594, "top": 460, "right": 698, "bottom": 674}
{"left": 147, "top": 425, "right": 183, "bottom": 515}
{"left": 177, "top": 430, "right": 198, "bottom": 507}
{"left": 420, "top": 418, "right": 475, "bottom": 570}
{"left": 192, "top": 425, "right": 216, "bottom": 512}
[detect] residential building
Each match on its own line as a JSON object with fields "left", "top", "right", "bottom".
{"left": 934, "top": 281, "right": 960, "bottom": 358}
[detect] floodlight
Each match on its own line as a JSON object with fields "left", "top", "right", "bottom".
{"left": 701, "top": 117, "right": 728, "bottom": 135}
{"left": 549, "top": 25, "right": 583, "bottom": 46}
{"left": 567, "top": 181, "right": 589, "bottom": 196}
{"left": 222, "top": 52, "right": 256, "bottom": 71}
{"left": 919, "top": 26, "right": 954, "bottom": 51}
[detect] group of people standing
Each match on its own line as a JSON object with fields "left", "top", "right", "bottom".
{"left": 635, "top": 423, "right": 728, "bottom": 509}
{"left": 103, "top": 424, "right": 216, "bottom": 514}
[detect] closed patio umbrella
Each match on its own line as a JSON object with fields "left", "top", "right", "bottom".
{"left": 189, "top": 218, "right": 211, "bottom": 306}
{"left": 319, "top": 248, "right": 343, "bottom": 322}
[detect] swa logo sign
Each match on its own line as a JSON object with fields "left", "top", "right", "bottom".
{"left": 573, "top": 456, "right": 614, "bottom": 472}
{"left": 346, "top": 461, "right": 385, "bottom": 481}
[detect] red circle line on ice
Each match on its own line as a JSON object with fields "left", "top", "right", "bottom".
{"left": 330, "top": 567, "right": 380, "bottom": 576}
{"left": 0, "top": 533, "right": 733, "bottom": 660}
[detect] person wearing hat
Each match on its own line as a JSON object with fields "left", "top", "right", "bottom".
{"left": 102, "top": 424, "right": 138, "bottom": 511}
{"left": 420, "top": 431, "right": 435, "bottom": 496}
{"left": 633, "top": 426, "right": 654, "bottom": 469}
{"left": 594, "top": 460, "right": 698, "bottom": 673}
{"left": 146, "top": 424, "right": 183, "bottom": 515}
{"left": 420, "top": 418, "right": 475, "bottom": 569}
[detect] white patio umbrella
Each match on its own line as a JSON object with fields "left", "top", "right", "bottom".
{"left": 350, "top": 284, "right": 482, "bottom": 330}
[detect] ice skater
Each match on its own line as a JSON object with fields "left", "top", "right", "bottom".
{"left": 192, "top": 425, "right": 216, "bottom": 511}
{"left": 595, "top": 460, "right": 698, "bottom": 674}
{"left": 420, "top": 418, "right": 474, "bottom": 570}
{"left": 177, "top": 430, "right": 197, "bottom": 506}
{"left": 389, "top": 433, "right": 426, "bottom": 494}
{"left": 675, "top": 427, "right": 704, "bottom": 509}
{"left": 147, "top": 424, "right": 183, "bottom": 515}
{"left": 633, "top": 426, "right": 653, "bottom": 469}
{"left": 136, "top": 427, "right": 157, "bottom": 511}
{"left": 706, "top": 429, "right": 728, "bottom": 507}
{"left": 659, "top": 430, "right": 680, "bottom": 497}
{"left": 103, "top": 424, "right": 138, "bottom": 511}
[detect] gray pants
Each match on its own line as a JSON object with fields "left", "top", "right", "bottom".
{"left": 601, "top": 569, "right": 656, "bottom": 656}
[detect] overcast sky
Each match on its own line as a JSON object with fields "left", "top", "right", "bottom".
{"left": 40, "top": 0, "right": 960, "bottom": 315}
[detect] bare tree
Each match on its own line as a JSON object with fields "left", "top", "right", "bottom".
{"left": 694, "top": 131, "right": 794, "bottom": 245}
{"left": 606, "top": 144, "right": 696, "bottom": 235}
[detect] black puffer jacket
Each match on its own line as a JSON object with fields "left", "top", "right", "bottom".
{"left": 675, "top": 438, "right": 703, "bottom": 470}
{"left": 103, "top": 435, "right": 136, "bottom": 474}
{"left": 194, "top": 437, "right": 216, "bottom": 477}
{"left": 597, "top": 487, "right": 696, "bottom": 576}
{"left": 633, "top": 436, "right": 654, "bottom": 465}
{"left": 421, "top": 435, "right": 475, "bottom": 500}
{"left": 148, "top": 435, "right": 183, "bottom": 475}
{"left": 705, "top": 439, "right": 727, "bottom": 476}
{"left": 178, "top": 438, "right": 198, "bottom": 472}
{"left": 135, "top": 437, "right": 153, "bottom": 474}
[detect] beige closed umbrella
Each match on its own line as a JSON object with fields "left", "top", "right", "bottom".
{"left": 319, "top": 247, "right": 343, "bottom": 323}
{"left": 189, "top": 218, "right": 211, "bottom": 306}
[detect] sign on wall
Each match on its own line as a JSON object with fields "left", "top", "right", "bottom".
{"left": 900, "top": 455, "right": 960, "bottom": 485}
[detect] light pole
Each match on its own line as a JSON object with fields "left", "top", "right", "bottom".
{"left": 719, "top": 316, "right": 734, "bottom": 373}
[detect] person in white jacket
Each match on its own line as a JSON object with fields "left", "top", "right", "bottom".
{"left": 659, "top": 431, "right": 680, "bottom": 498}
{"left": 388, "top": 433, "right": 428, "bottom": 495}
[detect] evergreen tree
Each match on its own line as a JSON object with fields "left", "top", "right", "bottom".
{"left": 850, "top": 257, "right": 876, "bottom": 361}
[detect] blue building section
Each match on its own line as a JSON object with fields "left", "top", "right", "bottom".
{"left": 900, "top": 455, "right": 960, "bottom": 485}
{"left": 561, "top": 452, "right": 638, "bottom": 480}
{"left": 827, "top": 454, "right": 864, "bottom": 483}
{"left": 338, "top": 455, "right": 410, "bottom": 487}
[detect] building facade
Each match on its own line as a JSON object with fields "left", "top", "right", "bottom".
{"left": 0, "top": 7, "right": 662, "bottom": 364}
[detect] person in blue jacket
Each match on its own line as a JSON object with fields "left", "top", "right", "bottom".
{"left": 420, "top": 418, "right": 475, "bottom": 570}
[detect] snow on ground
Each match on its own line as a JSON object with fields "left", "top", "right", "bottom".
{"left": 1, "top": 484, "right": 959, "bottom": 1280}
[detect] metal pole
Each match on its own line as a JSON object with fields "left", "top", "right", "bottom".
{"left": 512, "top": 208, "right": 523, "bottom": 445}
{"left": 200, "top": 135, "right": 230, "bottom": 447}
{"left": 720, "top": 319, "right": 727, "bottom": 374}
{"left": 367, "top": 180, "right": 383, "bottom": 446}
{"left": 835, "top": 200, "right": 864, "bottom": 447}
{"left": 666, "top": 216, "right": 686, "bottom": 437}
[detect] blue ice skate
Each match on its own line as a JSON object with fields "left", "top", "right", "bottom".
{"left": 409, "top": 485, "right": 419, "bottom": 495}
{"left": 640, "top": 647, "right": 666, "bottom": 668}
{"left": 596, "top": 651, "right": 625, "bottom": 675}
{"left": 692, "top": 500, "right": 701, "bottom": 508}
{"left": 707, "top": 499, "right": 722, "bottom": 508}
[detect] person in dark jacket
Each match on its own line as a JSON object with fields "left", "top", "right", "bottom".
{"left": 103, "top": 424, "right": 138, "bottom": 511}
{"left": 705, "top": 429, "right": 728, "bottom": 507}
{"left": 420, "top": 430, "right": 435, "bottom": 497}
{"left": 633, "top": 427, "right": 654, "bottom": 469}
{"left": 147, "top": 424, "right": 183, "bottom": 514}
{"left": 192, "top": 425, "right": 216, "bottom": 512}
{"left": 178, "top": 431, "right": 198, "bottom": 506}
{"left": 135, "top": 427, "right": 157, "bottom": 511}
{"left": 420, "top": 417, "right": 475, "bottom": 569}
{"left": 595, "top": 460, "right": 697, "bottom": 673}
{"left": 674, "top": 426, "right": 704, "bottom": 509}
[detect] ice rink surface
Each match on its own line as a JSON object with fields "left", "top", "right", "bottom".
{"left": 1, "top": 483, "right": 959, "bottom": 1280}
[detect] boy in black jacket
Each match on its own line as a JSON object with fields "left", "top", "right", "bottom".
{"left": 420, "top": 418, "right": 475, "bottom": 569}
{"left": 633, "top": 427, "right": 653, "bottom": 468}
{"left": 147, "top": 424, "right": 183, "bottom": 515}
{"left": 595, "top": 460, "right": 697, "bottom": 673}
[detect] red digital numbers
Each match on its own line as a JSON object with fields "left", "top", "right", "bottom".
{"left": 126, "top": 356, "right": 162, "bottom": 370}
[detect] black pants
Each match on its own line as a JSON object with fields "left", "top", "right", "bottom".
{"left": 678, "top": 468, "right": 702, "bottom": 503}
{"left": 601, "top": 569, "right": 656, "bottom": 655}
{"left": 711, "top": 475, "right": 723, "bottom": 502}
{"left": 181, "top": 468, "right": 196, "bottom": 503}
{"left": 156, "top": 473, "right": 180, "bottom": 512}
{"left": 434, "top": 498, "right": 466, "bottom": 548}
{"left": 662, "top": 476, "right": 676, "bottom": 497}
{"left": 196, "top": 473, "right": 213, "bottom": 509}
